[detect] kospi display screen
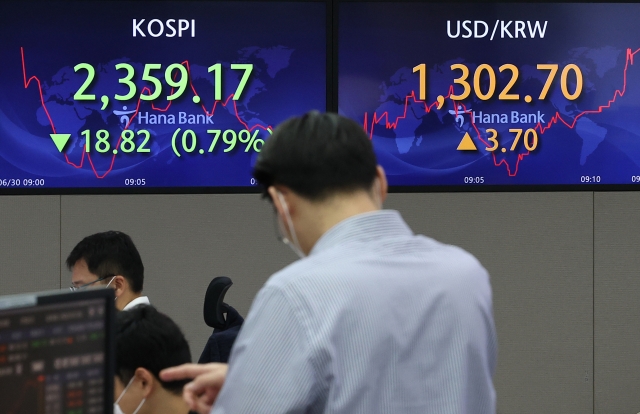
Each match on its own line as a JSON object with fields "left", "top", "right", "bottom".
{"left": 338, "top": 2, "right": 640, "bottom": 188}
{"left": 0, "top": 1, "right": 326, "bottom": 192}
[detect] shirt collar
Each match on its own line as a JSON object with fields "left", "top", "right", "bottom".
{"left": 310, "top": 210, "right": 413, "bottom": 255}
{"left": 123, "top": 295, "right": 150, "bottom": 311}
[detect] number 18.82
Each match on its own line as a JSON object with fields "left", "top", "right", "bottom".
{"left": 80, "top": 129, "right": 152, "bottom": 153}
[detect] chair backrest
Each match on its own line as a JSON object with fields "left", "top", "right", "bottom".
{"left": 203, "top": 276, "right": 233, "bottom": 329}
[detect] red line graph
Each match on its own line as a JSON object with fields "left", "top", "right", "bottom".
{"left": 363, "top": 48, "right": 640, "bottom": 177}
{"left": 20, "top": 47, "right": 273, "bottom": 179}
{"left": 7, "top": 376, "right": 45, "bottom": 414}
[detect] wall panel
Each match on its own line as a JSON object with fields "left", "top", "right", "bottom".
{"left": 0, "top": 195, "right": 60, "bottom": 295}
{"left": 594, "top": 192, "right": 640, "bottom": 414}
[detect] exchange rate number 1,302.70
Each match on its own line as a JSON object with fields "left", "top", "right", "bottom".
{"left": 413, "top": 63, "right": 583, "bottom": 102}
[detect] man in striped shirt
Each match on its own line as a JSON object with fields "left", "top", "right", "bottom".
{"left": 162, "top": 112, "right": 497, "bottom": 413}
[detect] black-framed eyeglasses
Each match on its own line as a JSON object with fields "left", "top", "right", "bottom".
{"left": 69, "top": 275, "right": 115, "bottom": 291}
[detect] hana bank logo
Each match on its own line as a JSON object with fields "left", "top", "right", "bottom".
{"left": 449, "top": 105, "right": 472, "bottom": 128}
{"left": 113, "top": 106, "right": 136, "bottom": 127}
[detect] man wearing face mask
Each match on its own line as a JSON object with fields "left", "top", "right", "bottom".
{"left": 67, "top": 231, "right": 150, "bottom": 311}
{"left": 114, "top": 305, "right": 194, "bottom": 414}
{"left": 162, "top": 111, "right": 497, "bottom": 414}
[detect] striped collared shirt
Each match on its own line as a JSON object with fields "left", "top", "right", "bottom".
{"left": 213, "top": 210, "right": 497, "bottom": 414}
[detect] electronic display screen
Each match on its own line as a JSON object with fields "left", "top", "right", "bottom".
{"left": 0, "top": 290, "right": 114, "bottom": 414}
{"left": 338, "top": 2, "right": 640, "bottom": 188}
{"left": 0, "top": 1, "right": 326, "bottom": 192}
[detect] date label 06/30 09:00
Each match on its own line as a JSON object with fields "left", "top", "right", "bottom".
{"left": 0, "top": 179, "right": 45, "bottom": 187}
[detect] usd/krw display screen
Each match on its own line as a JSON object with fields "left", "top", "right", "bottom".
{"left": 339, "top": 3, "right": 640, "bottom": 188}
{"left": 0, "top": 1, "right": 326, "bottom": 191}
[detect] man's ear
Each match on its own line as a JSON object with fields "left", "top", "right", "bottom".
{"left": 112, "top": 275, "right": 127, "bottom": 297}
{"left": 268, "top": 186, "right": 293, "bottom": 217}
{"left": 134, "top": 367, "right": 155, "bottom": 398}
{"left": 376, "top": 165, "right": 388, "bottom": 203}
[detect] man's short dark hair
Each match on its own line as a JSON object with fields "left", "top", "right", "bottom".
{"left": 66, "top": 231, "right": 144, "bottom": 293}
{"left": 115, "top": 305, "right": 191, "bottom": 395}
{"left": 252, "top": 111, "right": 378, "bottom": 201}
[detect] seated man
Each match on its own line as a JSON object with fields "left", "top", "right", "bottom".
{"left": 67, "top": 231, "right": 149, "bottom": 310}
{"left": 114, "top": 305, "right": 193, "bottom": 414}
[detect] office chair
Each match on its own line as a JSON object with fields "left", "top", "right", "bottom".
{"left": 198, "top": 276, "right": 244, "bottom": 363}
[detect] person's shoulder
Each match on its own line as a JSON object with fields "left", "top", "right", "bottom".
{"left": 262, "top": 257, "right": 317, "bottom": 290}
{"left": 425, "top": 240, "right": 491, "bottom": 292}
{"left": 258, "top": 252, "right": 349, "bottom": 305}
{"left": 434, "top": 240, "right": 484, "bottom": 268}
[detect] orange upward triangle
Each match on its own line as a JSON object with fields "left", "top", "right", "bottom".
{"left": 457, "top": 132, "right": 477, "bottom": 151}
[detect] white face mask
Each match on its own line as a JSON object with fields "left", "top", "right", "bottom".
{"left": 276, "top": 191, "right": 305, "bottom": 259}
{"left": 106, "top": 276, "right": 118, "bottom": 303}
{"left": 114, "top": 376, "right": 146, "bottom": 414}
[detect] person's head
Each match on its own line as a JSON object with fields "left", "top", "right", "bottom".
{"left": 114, "top": 305, "right": 192, "bottom": 414}
{"left": 253, "top": 111, "right": 388, "bottom": 255}
{"left": 66, "top": 231, "right": 144, "bottom": 310}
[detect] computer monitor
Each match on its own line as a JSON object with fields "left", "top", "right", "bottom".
{"left": 0, "top": 288, "right": 115, "bottom": 414}
{"left": 0, "top": 0, "right": 328, "bottom": 193}
{"left": 338, "top": 2, "right": 640, "bottom": 190}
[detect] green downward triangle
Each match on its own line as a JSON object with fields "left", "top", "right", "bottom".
{"left": 50, "top": 133, "right": 71, "bottom": 152}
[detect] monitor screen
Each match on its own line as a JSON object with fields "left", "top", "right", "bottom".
{"left": 338, "top": 2, "right": 640, "bottom": 189}
{"left": 0, "top": 1, "right": 327, "bottom": 193}
{"left": 0, "top": 289, "right": 115, "bottom": 414}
